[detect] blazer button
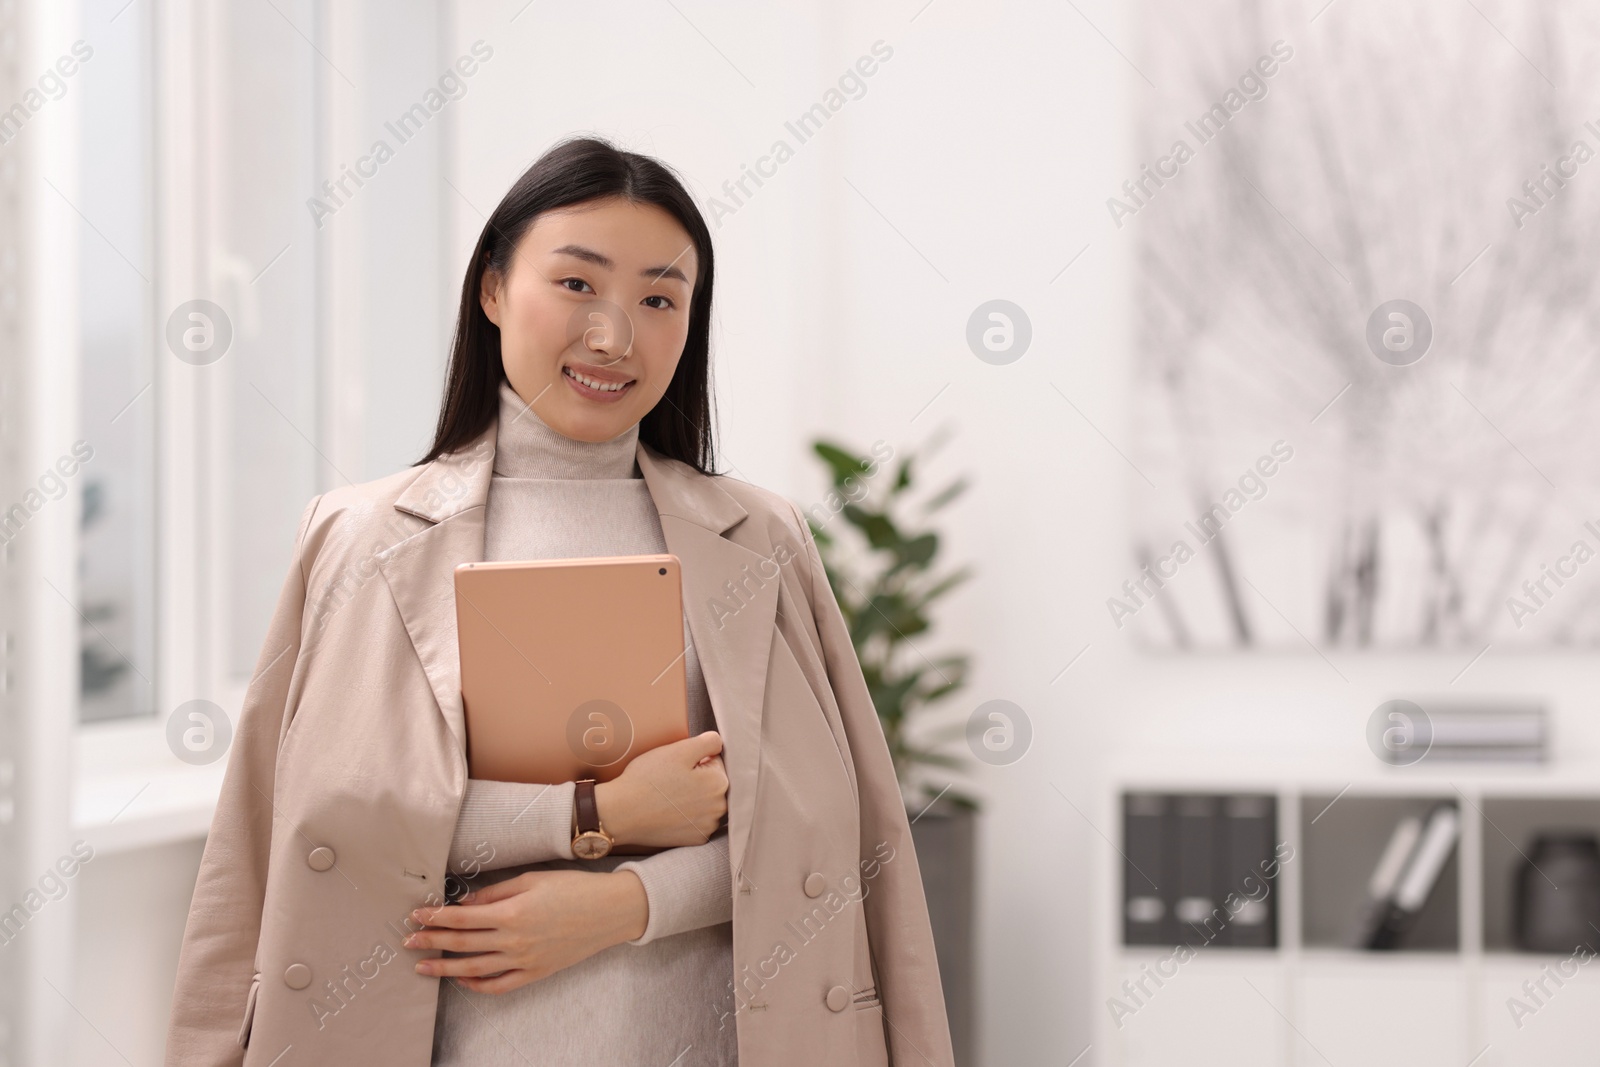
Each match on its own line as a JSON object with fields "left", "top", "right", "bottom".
{"left": 307, "top": 847, "right": 336, "bottom": 871}
{"left": 284, "top": 963, "right": 312, "bottom": 990}
{"left": 803, "top": 872, "right": 826, "bottom": 898}
{"left": 825, "top": 984, "right": 850, "bottom": 1012}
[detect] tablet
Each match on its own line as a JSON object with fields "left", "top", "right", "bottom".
{"left": 454, "top": 554, "right": 691, "bottom": 787}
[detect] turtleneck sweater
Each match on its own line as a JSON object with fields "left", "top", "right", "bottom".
{"left": 431, "top": 378, "right": 737, "bottom": 1066}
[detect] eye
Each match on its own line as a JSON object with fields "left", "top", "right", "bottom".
{"left": 560, "top": 277, "right": 594, "bottom": 294}
{"left": 642, "top": 294, "right": 675, "bottom": 310}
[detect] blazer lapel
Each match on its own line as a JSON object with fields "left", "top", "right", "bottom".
{"left": 376, "top": 426, "right": 497, "bottom": 784}
{"left": 635, "top": 444, "right": 779, "bottom": 878}
{"left": 376, "top": 417, "right": 779, "bottom": 876}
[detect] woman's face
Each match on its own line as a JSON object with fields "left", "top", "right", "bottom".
{"left": 480, "top": 196, "right": 698, "bottom": 442}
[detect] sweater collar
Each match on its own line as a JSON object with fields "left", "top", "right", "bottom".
{"left": 492, "top": 377, "right": 640, "bottom": 479}
{"left": 395, "top": 420, "right": 746, "bottom": 533}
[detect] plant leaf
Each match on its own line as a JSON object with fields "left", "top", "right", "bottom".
{"left": 842, "top": 504, "right": 901, "bottom": 550}
{"left": 894, "top": 455, "right": 913, "bottom": 492}
{"left": 914, "top": 567, "right": 974, "bottom": 605}
{"left": 813, "top": 441, "right": 871, "bottom": 486}
{"left": 922, "top": 476, "right": 970, "bottom": 513}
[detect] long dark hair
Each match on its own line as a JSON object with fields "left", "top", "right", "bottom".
{"left": 417, "top": 136, "right": 718, "bottom": 473}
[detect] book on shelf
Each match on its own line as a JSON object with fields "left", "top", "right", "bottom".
{"left": 1379, "top": 699, "right": 1546, "bottom": 763}
{"left": 1427, "top": 704, "right": 1545, "bottom": 762}
{"left": 1354, "top": 802, "right": 1459, "bottom": 950}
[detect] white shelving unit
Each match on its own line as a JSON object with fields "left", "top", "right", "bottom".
{"left": 1095, "top": 753, "right": 1600, "bottom": 1067}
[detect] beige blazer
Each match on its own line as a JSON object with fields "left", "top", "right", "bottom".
{"left": 164, "top": 417, "right": 955, "bottom": 1067}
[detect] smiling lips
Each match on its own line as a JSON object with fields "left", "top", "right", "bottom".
{"left": 562, "top": 363, "right": 636, "bottom": 401}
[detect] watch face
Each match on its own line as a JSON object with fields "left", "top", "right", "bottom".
{"left": 573, "top": 832, "right": 612, "bottom": 860}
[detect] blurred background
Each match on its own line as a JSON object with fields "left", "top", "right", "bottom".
{"left": 4, "top": 0, "right": 1600, "bottom": 1063}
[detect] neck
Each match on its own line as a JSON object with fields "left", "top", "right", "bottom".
{"left": 493, "top": 378, "right": 640, "bottom": 479}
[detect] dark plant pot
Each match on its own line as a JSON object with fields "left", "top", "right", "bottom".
{"left": 1515, "top": 832, "right": 1600, "bottom": 954}
{"left": 909, "top": 800, "right": 976, "bottom": 1066}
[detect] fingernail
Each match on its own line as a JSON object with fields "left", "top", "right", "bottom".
{"left": 415, "top": 962, "right": 430, "bottom": 974}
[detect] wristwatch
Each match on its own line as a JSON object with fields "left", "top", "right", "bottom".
{"left": 571, "top": 778, "right": 615, "bottom": 860}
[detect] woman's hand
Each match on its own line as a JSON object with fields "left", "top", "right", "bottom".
{"left": 595, "top": 730, "right": 728, "bottom": 848}
{"left": 406, "top": 869, "right": 647, "bottom": 994}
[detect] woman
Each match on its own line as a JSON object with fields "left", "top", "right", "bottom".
{"left": 164, "top": 136, "right": 953, "bottom": 1067}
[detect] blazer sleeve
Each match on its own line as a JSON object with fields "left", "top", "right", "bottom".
{"left": 787, "top": 500, "right": 957, "bottom": 1067}
{"left": 164, "top": 493, "right": 323, "bottom": 1067}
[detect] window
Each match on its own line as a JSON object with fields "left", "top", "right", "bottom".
{"left": 72, "top": 0, "right": 323, "bottom": 731}
{"left": 76, "top": 0, "right": 156, "bottom": 723}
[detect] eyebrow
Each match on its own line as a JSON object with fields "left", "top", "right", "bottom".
{"left": 549, "top": 243, "right": 692, "bottom": 285}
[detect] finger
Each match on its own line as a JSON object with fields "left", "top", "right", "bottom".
{"left": 682, "top": 730, "right": 722, "bottom": 760}
{"left": 406, "top": 927, "right": 502, "bottom": 953}
{"left": 703, "top": 760, "right": 729, "bottom": 793}
{"left": 421, "top": 951, "right": 515, "bottom": 978}
{"left": 412, "top": 899, "right": 512, "bottom": 929}
{"left": 452, "top": 969, "right": 540, "bottom": 995}
{"left": 411, "top": 902, "right": 468, "bottom": 928}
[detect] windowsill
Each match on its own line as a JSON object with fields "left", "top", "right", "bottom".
{"left": 73, "top": 718, "right": 226, "bottom": 855}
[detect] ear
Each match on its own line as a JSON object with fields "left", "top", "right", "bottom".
{"left": 479, "top": 263, "right": 503, "bottom": 327}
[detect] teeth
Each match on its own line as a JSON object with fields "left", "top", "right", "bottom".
{"left": 565, "top": 366, "right": 630, "bottom": 393}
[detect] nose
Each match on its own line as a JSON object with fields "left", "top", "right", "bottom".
{"left": 570, "top": 298, "right": 635, "bottom": 367}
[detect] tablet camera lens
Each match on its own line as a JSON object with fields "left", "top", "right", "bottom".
{"left": 658, "top": 567, "right": 666, "bottom": 575}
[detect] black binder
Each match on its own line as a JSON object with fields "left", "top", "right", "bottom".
{"left": 1122, "top": 793, "right": 1168, "bottom": 945}
{"left": 1219, "top": 794, "right": 1277, "bottom": 948}
{"left": 1172, "top": 794, "right": 1219, "bottom": 947}
{"left": 1120, "top": 790, "right": 1279, "bottom": 950}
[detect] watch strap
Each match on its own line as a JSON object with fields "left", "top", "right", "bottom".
{"left": 574, "top": 778, "right": 601, "bottom": 834}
